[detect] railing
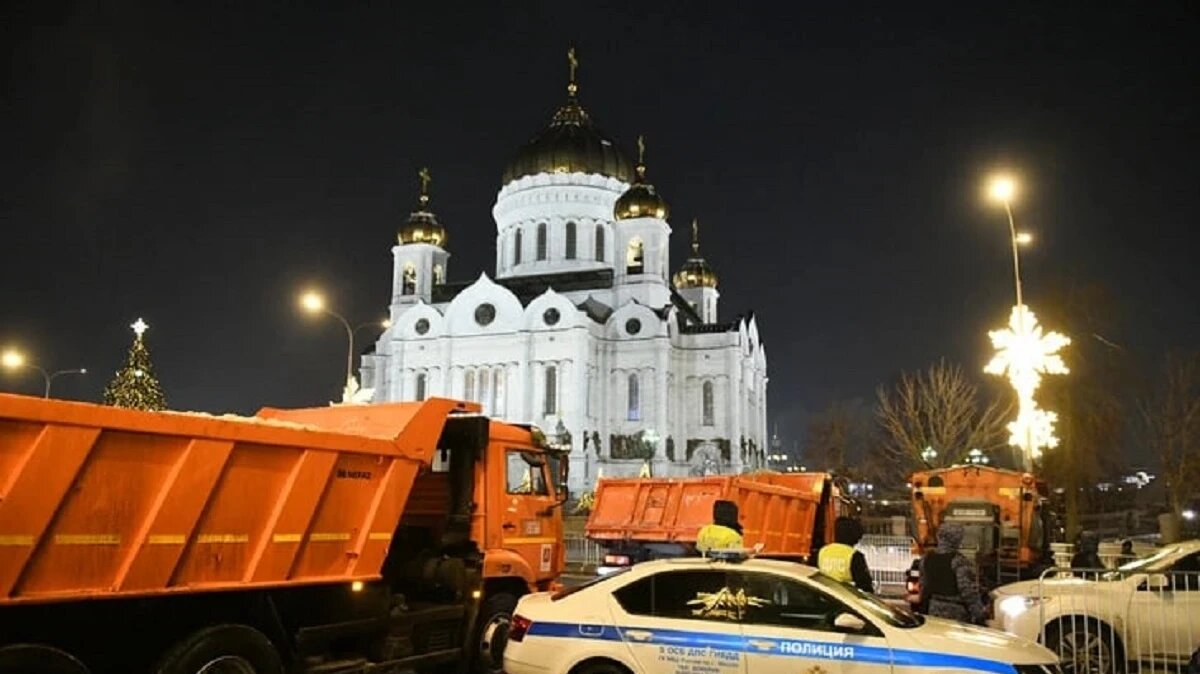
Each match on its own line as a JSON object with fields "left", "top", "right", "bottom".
{"left": 564, "top": 533, "right": 604, "bottom": 569}
{"left": 993, "top": 566, "right": 1199, "bottom": 674}
{"left": 858, "top": 534, "right": 917, "bottom": 597}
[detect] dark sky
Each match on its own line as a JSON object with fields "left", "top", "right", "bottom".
{"left": 3, "top": 2, "right": 1198, "bottom": 441}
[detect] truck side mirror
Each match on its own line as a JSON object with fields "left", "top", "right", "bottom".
{"left": 833, "top": 612, "right": 867, "bottom": 633}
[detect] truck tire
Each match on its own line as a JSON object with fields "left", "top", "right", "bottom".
{"left": 475, "top": 592, "right": 518, "bottom": 674}
{"left": 155, "top": 624, "right": 282, "bottom": 674}
{"left": 0, "top": 644, "right": 90, "bottom": 674}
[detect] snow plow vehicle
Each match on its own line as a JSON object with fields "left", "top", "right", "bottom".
{"left": 906, "top": 464, "right": 1055, "bottom": 607}
{"left": 0, "top": 393, "right": 568, "bottom": 674}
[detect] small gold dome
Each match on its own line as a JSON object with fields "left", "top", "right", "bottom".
{"left": 398, "top": 167, "right": 447, "bottom": 247}
{"left": 673, "top": 219, "right": 718, "bottom": 289}
{"left": 614, "top": 135, "right": 669, "bottom": 220}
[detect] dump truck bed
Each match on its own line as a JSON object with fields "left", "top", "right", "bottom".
{"left": 584, "top": 473, "right": 830, "bottom": 559}
{"left": 0, "top": 394, "right": 474, "bottom": 605}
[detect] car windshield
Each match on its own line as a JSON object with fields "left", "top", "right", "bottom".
{"left": 807, "top": 573, "right": 923, "bottom": 628}
{"left": 1104, "top": 546, "right": 1181, "bottom": 578}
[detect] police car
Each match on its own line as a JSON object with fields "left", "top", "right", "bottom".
{"left": 504, "top": 555, "right": 1059, "bottom": 674}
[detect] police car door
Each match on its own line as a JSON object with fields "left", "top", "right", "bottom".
{"left": 608, "top": 568, "right": 747, "bottom": 674}
{"left": 732, "top": 570, "right": 892, "bottom": 674}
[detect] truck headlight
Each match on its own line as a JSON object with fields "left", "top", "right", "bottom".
{"left": 998, "top": 595, "right": 1039, "bottom": 619}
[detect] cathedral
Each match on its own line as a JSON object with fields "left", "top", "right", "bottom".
{"left": 360, "top": 53, "right": 769, "bottom": 491}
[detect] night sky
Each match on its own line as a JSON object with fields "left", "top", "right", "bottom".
{"left": 3, "top": 2, "right": 1198, "bottom": 443}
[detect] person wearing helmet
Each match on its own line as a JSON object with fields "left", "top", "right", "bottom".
{"left": 818, "top": 516, "right": 875, "bottom": 593}
{"left": 695, "top": 500, "right": 744, "bottom": 554}
{"left": 919, "top": 522, "right": 986, "bottom": 624}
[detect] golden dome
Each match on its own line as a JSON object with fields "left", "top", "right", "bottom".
{"left": 501, "top": 48, "right": 634, "bottom": 186}
{"left": 673, "top": 219, "right": 718, "bottom": 289}
{"left": 614, "top": 135, "right": 669, "bottom": 220}
{"left": 398, "top": 167, "right": 447, "bottom": 247}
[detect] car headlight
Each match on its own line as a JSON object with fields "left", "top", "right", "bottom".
{"left": 998, "top": 595, "right": 1040, "bottom": 619}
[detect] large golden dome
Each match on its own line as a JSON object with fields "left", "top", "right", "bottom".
{"left": 674, "top": 219, "right": 718, "bottom": 289}
{"left": 398, "top": 167, "right": 447, "bottom": 247}
{"left": 501, "top": 49, "right": 634, "bottom": 186}
{"left": 614, "top": 135, "right": 669, "bottom": 220}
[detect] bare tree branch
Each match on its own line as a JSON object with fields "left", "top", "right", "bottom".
{"left": 876, "top": 359, "right": 1013, "bottom": 472}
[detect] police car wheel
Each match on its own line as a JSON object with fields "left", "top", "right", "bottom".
{"left": 0, "top": 644, "right": 90, "bottom": 674}
{"left": 475, "top": 592, "right": 518, "bottom": 674}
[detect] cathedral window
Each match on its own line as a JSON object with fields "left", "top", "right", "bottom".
{"left": 702, "top": 381, "right": 714, "bottom": 426}
{"left": 627, "top": 373, "right": 641, "bottom": 421}
{"left": 543, "top": 365, "right": 558, "bottom": 416}
{"left": 415, "top": 373, "right": 427, "bottom": 402}
{"left": 595, "top": 225, "right": 605, "bottom": 262}
{"left": 626, "top": 238, "right": 644, "bottom": 274}
{"left": 565, "top": 221, "right": 577, "bottom": 259}
{"left": 464, "top": 370, "right": 475, "bottom": 402}
{"left": 536, "top": 223, "right": 548, "bottom": 261}
{"left": 433, "top": 264, "right": 445, "bottom": 285}
{"left": 478, "top": 368, "right": 490, "bottom": 412}
{"left": 402, "top": 263, "right": 417, "bottom": 295}
{"left": 514, "top": 229, "right": 523, "bottom": 265}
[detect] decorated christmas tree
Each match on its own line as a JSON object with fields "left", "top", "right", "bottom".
{"left": 104, "top": 318, "right": 166, "bottom": 411}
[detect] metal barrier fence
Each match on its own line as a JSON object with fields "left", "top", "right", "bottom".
{"left": 564, "top": 533, "right": 604, "bottom": 568}
{"left": 858, "top": 534, "right": 917, "bottom": 597}
{"left": 993, "top": 566, "right": 1199, "bottom": 674}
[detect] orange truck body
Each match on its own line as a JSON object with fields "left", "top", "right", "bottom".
{"left": 909, "top": 464, "right": 1051, "bottom": 567}
{"left": 0, "top": 393, "right": 566, "bottom": 673}
{"left": 584, "top": 472, "right": 844, "bottom": 565}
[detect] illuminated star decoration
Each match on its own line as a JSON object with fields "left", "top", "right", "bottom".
{"left": 984, "top": 305, "right": 1070, "bottom": 459}
{"left": 131, "top": 317, "right": 149, "bottom": 338}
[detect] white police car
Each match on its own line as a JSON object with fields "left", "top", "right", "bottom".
{"left": 504, "top": 556, "right": 1059, "bottom": 674}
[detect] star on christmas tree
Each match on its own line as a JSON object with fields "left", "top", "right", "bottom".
{"left": 104, "top": 317, "right": 166, "bottom": 411}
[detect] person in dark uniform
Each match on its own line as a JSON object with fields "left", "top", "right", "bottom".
{"left": 817, "top": 517, "right": 875, "bottom": 593}
{"left": 918, "top": 523, "right": 986, "bottom": 625}
{"left": 1071, "top": 532, "right": 1103, "bottom": 574}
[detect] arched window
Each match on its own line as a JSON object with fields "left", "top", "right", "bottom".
{"left": 433, "top": 264, "right": 445, "bottom": 285}
{"left": 543, "top": 365, "right": 557, "bottom": 416}
{"left": 478, "top": 368, "right": 490, "bottom": 412}
{"left": 702, "top": 381, "right": 715, "bottom": 426}
{"left": 513, "top": 229, "right": 523, "bottom": 265}
{"left": 565, "top": 221, "right": 577, "bottom": 259}
{"left": 415, "top": 373, "right": 427, "bottom": 402}
{"left": 536, "top": 223, "right": 548, "bottom": 261}
{"left": 626, "top": 238, "right": 644, "bottom": 274}
{"left": 627, "top": 373, "right": 641, "bottom": 421}
{"left": 492, "top": 368, "right": 503, "bottom": 416}
{"left": 464, "top": 370, "right": 475, "bottom": 402}
{"left": 402, "top": 263, "right": 417, "bottom": 295}
{"left": 595, "top": 225, "right": 605, "bottom": 262}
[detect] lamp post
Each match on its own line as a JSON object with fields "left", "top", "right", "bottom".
{"left": 300, "top": 291, "right": 355, "bottom": 392}
{"left": 1, "top": 350, "right": 87, "bottom": 398}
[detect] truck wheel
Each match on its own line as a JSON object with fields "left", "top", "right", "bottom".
{"left": 475, "top": 592, "right": 518, "bottom": 674}
{"left": 0, "top": 644, "right": 90, "bottom": 674}
{"left": 155, "top": 624, "right": 282, "bottom": 674}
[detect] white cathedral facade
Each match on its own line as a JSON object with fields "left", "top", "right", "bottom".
{"left": 360, "top": 61, "right": 768, "bottom": 491}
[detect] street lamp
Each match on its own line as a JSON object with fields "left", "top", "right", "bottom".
{"left": 1, "top": 349, "right": 87, "bottom": 398}
{"left": 299, "top": 290, "right": 355, "bottom": 393}
{"left": 921, "top": 446, "right": 938, "bottom": 466}
{"left": 987, "top": 174, "right": 1025, "bottom": 310}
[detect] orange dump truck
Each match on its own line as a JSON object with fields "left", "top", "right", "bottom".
{"left": 0, "top": 393, "right": 569, "bottom": 674}
{"left": 584, "top": 472, "right": 846, "bottom": 571}
{"left": 905, "top": 465, "right": 1055, "bottom": 604}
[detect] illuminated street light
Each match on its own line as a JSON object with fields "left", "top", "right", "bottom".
{"left": 1, "top": 349, "right": 87, "bottom": 398}
{"left": 299, "top": 290, "right": 355, "bottom": 397}
{"left": 921, "top": 446, "right": 938, "bottom": 465}
{"left": 983, "top": 174, "right": 1070, "bottom": 471}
